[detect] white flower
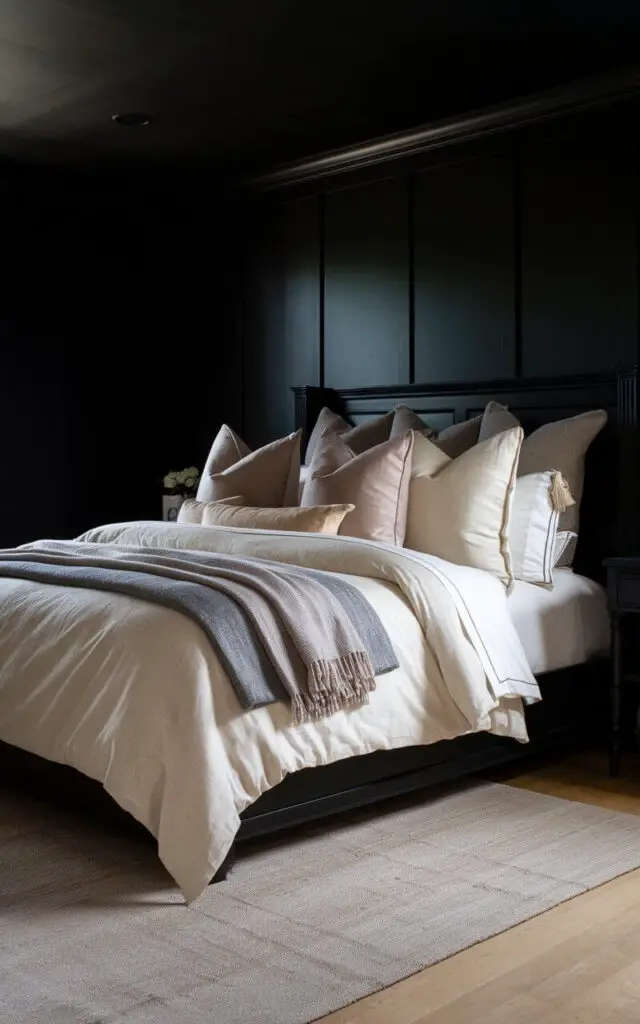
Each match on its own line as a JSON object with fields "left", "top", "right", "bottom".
{"left": 184, "top": 477, "right": 196, "bottom": 491}
{"left": 175, "top": 470, "right": 187, "bottom": 485}
{"left": 164, "top": 472, "right": 176, "bottom": 489}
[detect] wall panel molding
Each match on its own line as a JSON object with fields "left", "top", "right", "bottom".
{"left": 242, "top": 66, "right": 640, "bottom": 191}
{"left": 239, "top": 87, "right": 640, "bottom": 445}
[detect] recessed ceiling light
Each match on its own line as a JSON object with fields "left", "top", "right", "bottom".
{"left": 112, "top": 112, "right": 151, "bottom": 127}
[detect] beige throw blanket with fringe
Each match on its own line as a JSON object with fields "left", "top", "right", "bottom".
{"left": 0, "top": 542, "right": 377, "bottom": 724}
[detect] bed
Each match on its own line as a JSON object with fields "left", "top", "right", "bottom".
{"left": 1, "top": 369, "right": 637, "bottom": 900}
{"left": 238, "top": 370, "right": 637, "bottom": 822}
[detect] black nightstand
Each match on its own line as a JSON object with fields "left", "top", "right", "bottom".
{"left": 604, "top": 556, "right": 640, "bottom": 776}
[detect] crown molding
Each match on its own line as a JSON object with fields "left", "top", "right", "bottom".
{"left": 242, "top": 65, "right": 640, "bottom": 191}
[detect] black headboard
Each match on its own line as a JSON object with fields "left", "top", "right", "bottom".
{"left": 293, "top": 369, "right": 640, "bottom": 579}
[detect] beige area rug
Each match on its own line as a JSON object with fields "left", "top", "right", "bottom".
{"left": 3, "top": 780, "right": 640, "bottom": 1024}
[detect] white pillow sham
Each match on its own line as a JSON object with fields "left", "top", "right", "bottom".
{"left": 553, "top": 530, "right": 578, "bottom": 569}
{"left": 479, "top": 402, "right": 607, "bottom": 539}
{"left": 509, "top": 472, "right": 574, "bottom": 586}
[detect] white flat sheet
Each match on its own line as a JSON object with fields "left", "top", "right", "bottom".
{"left": 507, "top": 569, "right": 609, "bottom": 675}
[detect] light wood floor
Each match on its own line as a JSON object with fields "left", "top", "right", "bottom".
{"left": 320, "top": 748, "right": 640, "bottom": 1024}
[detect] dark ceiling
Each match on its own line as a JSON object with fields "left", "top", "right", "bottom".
{"left": 0, "top": 0, "right": 638, "bottom": 180}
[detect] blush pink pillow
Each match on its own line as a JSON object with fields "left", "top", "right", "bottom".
{"left": 301, "top": 431, "right": 414, "bottom": 545}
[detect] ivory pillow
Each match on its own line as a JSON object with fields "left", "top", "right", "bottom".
{"left": 404, "top": 426, "right": 523, "bottom": 584}
{"left": 509, "top": 472, "right": 574, "bottom": 586}
{"left": 479, "top": 403, "right": 608, "bottom": 535}
{"left": 179, "top": 498, "right": 354, "bottom": 535}
{"left": 301, "top": 431, "right": 414, "bottom": 545}
{"left": 197, "top": 426, "right": 301, "bottom": 508}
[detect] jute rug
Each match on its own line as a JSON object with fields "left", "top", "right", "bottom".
{"left": 2, "top": 779, "right": 640, "bottom": 1024}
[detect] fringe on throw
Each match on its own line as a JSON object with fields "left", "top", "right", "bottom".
{"left": 549, "top": 471, "right": 575, "bottom": 513}
{"left": 291, "top": 651, "right": 377, "bottom": 725}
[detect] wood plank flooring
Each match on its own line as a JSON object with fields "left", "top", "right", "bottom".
{"left": 319, "top": 748, "right": 640, "bottom": 1023}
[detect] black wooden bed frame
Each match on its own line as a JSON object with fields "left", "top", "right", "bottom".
{"left": 3, "top": 369, "right": 639, "bottom": 883}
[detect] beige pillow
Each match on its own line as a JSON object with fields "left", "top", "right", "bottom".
{"left": 390, "top": 405, "right": 437, "bottom": 440}
{"left": 479, "top": 403, "right": 608, "bottom": 534}
{"left": 305, "top": 407, "right": 396, "bottom": 462}
{"left": 341, "top": 411, "right": 395, "bottom": 454}
{"left": 197, "top": 426, "right": 301, "bottom": 508}
{"left": 200, "top": 494, "right": 244, "bottom": 506}
{"left": 200, "top": 424, "right": 251, "bottom": 475}
{"left": 305, "top": 407, "right": 350, "bottom": 463}
{"left": 478, "top": 401, "right": 516, "bottom": 443}
{"left": 433, "top": 415, "right": 482, "bottom": 458}
{"left": 301, "top": 431, "right": 414, "bottom": 545}
{"left": 405, "top": 426, "right": 524, "bottom": 584}
{"left": 179, "top": 497, "right": 353, "bottom": 534}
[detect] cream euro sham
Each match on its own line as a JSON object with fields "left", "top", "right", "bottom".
{"left": 404, "top": 426, "right": 524, "bottom": 584}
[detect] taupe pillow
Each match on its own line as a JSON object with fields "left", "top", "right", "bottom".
{"left": 301, "top": 431, "right": 414, "bottom": 545}
{"left": 342, "top": 411, "right": 395, "bottom": 454}
{"left": 305, "top": 407, "right": 395, "bottom": 461}
{"left": 479, "top": 402, "right": 608, "bottom": 535}
{"left": 478, "top": 401, "right": 516, "bottom": 443}
{"left": 305, "top": 407, "right": 350, "bottom": 463}
{"left": 179, "top": 498, "right": 353, "bottom": 534}
{"left": 197, "top": 426, "right": 301, "bottom": 508}
{"left": 390, "top": 405, "right": 437, "bottom": 440}
{"left": 433, "top": 415, "right": 482, "bottom": 458}
{"left": 200, "top": 424, "right": 251, "bottom": 475}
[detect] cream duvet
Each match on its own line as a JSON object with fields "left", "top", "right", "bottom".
{"left": 0, "top": 521, "right": 539, "bottom": 902}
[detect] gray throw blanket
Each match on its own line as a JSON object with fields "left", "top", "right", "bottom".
{"left": 0, "top": 541, "right": 398, "bottom": 723}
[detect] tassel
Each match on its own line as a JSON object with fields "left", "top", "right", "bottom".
{"left": 549, "top": 471, "right": 575, "bottom": 513}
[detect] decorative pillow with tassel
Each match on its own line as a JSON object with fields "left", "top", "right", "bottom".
{"left": 478, "top": 402, "right": 607, "bottom": 541}
{"left": 509, "top": 471, "right": 575, "bottom": 586}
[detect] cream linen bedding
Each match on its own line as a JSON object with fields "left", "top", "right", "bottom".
{"left": 0, "top": 521, "right": 539, "bottom": 904}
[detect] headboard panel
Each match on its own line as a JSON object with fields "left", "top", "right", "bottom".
{"left": 293, "top": 369, "right": 639, "bottom": 579}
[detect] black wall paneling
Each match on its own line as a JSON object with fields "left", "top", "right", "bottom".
{"left": 413, "top": 149, "right": 516, "bottom": 383}
{"left": 520, "top": 106, "right": 638, "bottom": 376}
{"left": 0, "top": 183, "right": 238, "bottom": 547}
{"left": 238, "top": 84, "right": 640, "bottom": 447}
{"left": 323, "top": 176, "right": 410, "bottom": 389}
{"left": 243, "top": 195, "right": 321, "bottom": 445}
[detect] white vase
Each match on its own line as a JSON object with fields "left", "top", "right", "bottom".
{"left": 162, "top": 494, "right": 184, "bottom": 522}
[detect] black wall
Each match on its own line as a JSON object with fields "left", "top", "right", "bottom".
{"left": 1, "top": 181, "right": 237, "bottom": 547}
{"left": 3, "top": 87, "right": 639, "bottom": 547}
{"left": 240, "top": 96, "right": 640, "bottom": 447}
